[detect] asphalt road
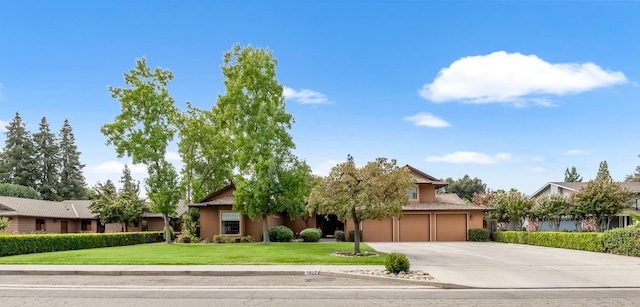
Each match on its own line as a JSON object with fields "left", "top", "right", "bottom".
{"left": 2, "top": 275, "right": 640, "bottom": 306}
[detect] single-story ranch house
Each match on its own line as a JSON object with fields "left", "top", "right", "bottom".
{"left": 190, "top": 165, "right": 491, "bottom": 242}
{"left": 0, "top": 196, "right": 187, "bottom": 234}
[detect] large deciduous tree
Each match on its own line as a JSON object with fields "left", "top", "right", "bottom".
{"left": 571, "top": 178, "right": 635, "bottom": 231}
{"left": 33, "top": 117, "right": 61, "bottom": 201}
{"left": 177, "top": 102, "right": 232, "bottom": 203}
{"left": 101, "top": 57, "right": 180, "bottom": 243}
{"left": 0, "top": 112, "right": 37, "bottom": 188}
{"left": 564, "top": 166, "right": 583, "bottom": 182}
{"left": 307, "top": 156, "right": 416, "bottom": 254}
{"left": 58, "top": 119, "right": 87, "bottom": 200}
{"left": 441, "top": 175, "right": 487, "bottom": 202}
{"left": 213, "top": 44, "right": 300, "bottom": 242}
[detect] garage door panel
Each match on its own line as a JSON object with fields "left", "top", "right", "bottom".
{"left": 436, "top": 214, "right": 467, "bottom": 241}
{"left": 362, "top": 218, "right": 393, "bottom": 242}
{"left": 399, "top": 214, "right": 430, "bottom": 242}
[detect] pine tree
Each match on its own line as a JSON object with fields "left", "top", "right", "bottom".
{"left": 596, "top": 160, "right": 612, "bottom": 181}
{"left": 33, "top": 117, "right": 61, "bottom": 201}
{"left": 564, "top": 166, "right": 583, "bottom": 182}
{"left": 0, "top": 112, "right": 38, "bottom": 189}
{"left": 58, "top": 119, "right": 87, "bottom": 199}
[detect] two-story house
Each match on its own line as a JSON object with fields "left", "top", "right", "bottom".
{"left": 190, "top": 165, "right": 490, "bottom": 242}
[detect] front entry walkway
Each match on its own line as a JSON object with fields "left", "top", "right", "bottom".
{"left": 368, "top": 242, "right": 640, "bottom": 288}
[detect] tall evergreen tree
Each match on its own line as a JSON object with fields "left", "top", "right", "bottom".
{"left": 58, "top": 119, "right": 87, "bottom": 199}
{"left": 33, "top": 117, "right": 61, "bottom": 200}
{"left": 0, "top": 112, "right": 37, "bottom": 188}
{"left": 625, "top": 155, "right": 640, "bottom": 182}
{"left": 564, "top": 166, "right": 583, "bottom": 182}
{"left": 596, "top": 160, "right": 612, "bottom": 181}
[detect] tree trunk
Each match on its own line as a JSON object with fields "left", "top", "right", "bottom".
{"left": 124, "top": 223, "right": 128, "bottom": 232}
{"left": 262, "top": 213, "right": 270, "bottom": 243}
{"left": 353, "top": 216, "right": 361, "bottom": 255}
{"left": 164, "top": 215, "right": 172, "bottom": 243}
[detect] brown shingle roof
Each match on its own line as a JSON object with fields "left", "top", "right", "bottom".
{"left": 403, "top": 193, "right": 492, "bottom": 211}
{"left": 0, "top": 196, "right": 94, "bottom": 219}
{"left": 190, "top": 196, "right": 234, "bottom": 207}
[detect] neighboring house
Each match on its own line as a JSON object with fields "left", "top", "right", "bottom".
{"left": 0, "top": 196, "right": 98, "bottom": 233}
{"left": 530, "top": 182, "right": 640, "bottom": 231}
{"left": 190, "top": 165, "right": 491, "bottom": 242}
{"left": 0, "top": 196, "right": 187, "bottom": 234}
{"left": 62, "top": 199, "right": 188, "bottom": 233}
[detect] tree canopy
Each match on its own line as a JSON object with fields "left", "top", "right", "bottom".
{"left": 0, "top": 183, "right": 42, "bottom": 199}
{"left": 0, "top": 112, "right": 37, "bottom": 189}
{"left": 307, "top": 156, "right": 415, "bottom": 254}
{"left": 488, "top": 189, "right": 534, "bottom": 230}
{"left": 213, "top": 44, "right": 300, "bottom": 242}
{"left": 101, "top": 57, "right": 180, "bottom": 243}
{"left": 564, "top": 166, "right": 583, "bottom": 182}
{"left": 571, "top": 178, "right": 635, "bottom": 231}
{"left": 532, "top": 194, "right": 570, "bottom": 231}
{"left": 441, "top": 175, "right": 487, "bottom": 202}
{"left": 596, "top": 160, "right": 612, "bottom": 181}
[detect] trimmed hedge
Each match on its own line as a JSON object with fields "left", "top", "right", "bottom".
{"left": 603, "top": 226, "right": 640, "bottom": 257}
{"left": 468, "top": 229, "right": 489, "bottom": 242}
{"left": 268, "top": 226, "right": 294, "bottom": 242}
{"left": 0, "top": 232, "right": 163, "bottom": 257}
{"left": 300, "top": 228, "right": 322, "bottom": 242}
{"left": 493, "top": 231, "right": 604, "bottom": 252}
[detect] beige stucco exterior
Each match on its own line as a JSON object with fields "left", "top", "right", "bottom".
{"left": 1, "top": 217, "right": 98, "bottom": 234}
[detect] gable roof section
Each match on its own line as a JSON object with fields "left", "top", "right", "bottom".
{"left": 404, "top": 193, "right": 492, "bottom": 211}
{"left": 0, "top": 196, "right": 95, "bottom": 219}
{"left": 198, "top": 183, "right": 235, "bottom": 203}
{"left": 405, "top": 165, "right": 448, "bottom": 187}
{"left": 531, "top": 181, "right": 640, "bottom": 198}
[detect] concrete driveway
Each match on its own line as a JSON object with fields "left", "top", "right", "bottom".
{"left": 367, "top": 242, "right": 640, "bottom": 288}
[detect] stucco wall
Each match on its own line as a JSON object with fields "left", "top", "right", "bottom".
{"left": 1, "top": 217, "right": 97, "bottom": 234}
{"left": 419, "top": 185, "right": 436, "bottom": 202}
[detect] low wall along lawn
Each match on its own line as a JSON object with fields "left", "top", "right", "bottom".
{"left": 494, "top": 227, "right": 640, "bottom": 257}
{"left": 0, "top": 232, "right": 163, "bottom": 257}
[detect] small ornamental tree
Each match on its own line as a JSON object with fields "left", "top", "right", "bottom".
{"left": 534, "top": 194, "right": 570, "bottom": 231}
{"left": 571, "top": 179, "right": 635, "bottom": 232}
{"left": 307, "top": 155, "right": 415, "bottom": 254}
{"left": 0, "top": 217, "right": 10, "bottom": 232}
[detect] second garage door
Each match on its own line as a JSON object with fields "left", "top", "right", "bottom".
{"left": 435, "top": 214, "right": 467, "bottom": 241}
{"left": 399, "top": 214, "right": 430, "bottom": 241}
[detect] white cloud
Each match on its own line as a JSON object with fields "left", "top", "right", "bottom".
{"left": 87, "top": 160, "right": 147, "bottom": 175}
{"left": 403, "top": 113, "right": 450, "bottom": 128}
{"left": 0, "top": 120, "right": 7, "bottom": 132}
{"left": 283, "top": 86, "right": 333, "bottom": 104}
{"left": 312, "top": 159, "right": 344, "bottom": 176}
{"left": 165, "top": 151, "right": 181, "bottom": 162}
{"left": 565, "top": 149, "right": 589, "bottom": 156}
{"left": 419, "top": 51, "right": 627, "bottom": 104}
{"left": 425, "top": 151, "right": 511, "bottom": 164}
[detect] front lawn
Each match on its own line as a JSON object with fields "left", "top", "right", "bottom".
{"left": 0, "top": 242, "right": 385, "bottom": 265}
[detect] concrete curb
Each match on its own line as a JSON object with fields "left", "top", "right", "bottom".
{"left": 320, "top": 271, "right": 467, "bottom": 289}
{"left": 0, "top": 270, "right": 306, "bottom": 276}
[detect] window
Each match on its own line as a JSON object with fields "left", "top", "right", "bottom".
{"left": 221, "top": 211, "right": 241, "bottom": 235}
{"left": 406, "top": 186, "right": 418, "bottom": 200}
{"left": 133, "top": 221, "right": 139, "bottom": 228}
{"left": 81, "top": 220, "right": 92, "bottom": 231}
{"left": 141, "top": 220, "right": 148, "bottom": 231}
{"left": 36, "top": 219, "right": 46, "bottom": 231}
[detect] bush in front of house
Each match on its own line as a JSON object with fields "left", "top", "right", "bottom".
{"left": 468, "top": 229, "right": 490, "bottom": 242}
{"left": 0, "top": 232, "right": 163, "bottom": 257}
{"left": 213, "top": 235, "right": 236, "bottom": 243}
{"left": 385, "top": 252, "right": 410, "bottom": 274}
{"left": 602, "top": 226, "right": 640, "bottom": 257}
{"left": 300, "top": 228, "right": 322, "bottom": 242}
{"left": 334, "top": 230, "right": 345, "bottom": 242}
{"left": 493, "top": 231, "right": 605, "bottom": 252}
{"left": 241, "top": 235, "right": 253, "bottom": 243}
{"left": 347, "top": 230, "right": 363, "bottom": 242}
{"left": 268, "top": 226, "right": 294, "bottom": 242}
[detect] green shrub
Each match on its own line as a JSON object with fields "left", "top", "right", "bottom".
{"left": 603, "top": 226, "right": 640, "bottom": 257}
{"left": 0, "top": 232, "right": 163, "bottom": 257}
{"left": 300, "top": 228, "right": 322, "bottom": 242}
{"left": 241, "top": 235, "right": 253, "bottom": 243}
{"left": 468, "top": 229, "right": 489, "bottom": 242}
{"left": 334, "top": 230, "right": 345, "bottom": 242}
{"left": 268, "top": 226, "right": 294, "bottom": 242}
{"left": 213, "top": 235, "right": 235, "bottom": 243}
{"left": 162, "top": 226, "right": 175, "bottom": 241}
{"left": 348, "top": 230, "right": 363, "bottom": 242}
{"left": 385, "top": 253, "right": 410, "bottom": 274}
{"left": 493, "top": 231, "right": 604, "bottom": 252}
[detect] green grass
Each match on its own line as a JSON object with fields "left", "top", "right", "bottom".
{"left": 0, "top": 242, "right": 385, "bottom": 265}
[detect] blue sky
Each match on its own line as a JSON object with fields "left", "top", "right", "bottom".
{"left": 1, "top": 1, "right": 639, "bottom": 196}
